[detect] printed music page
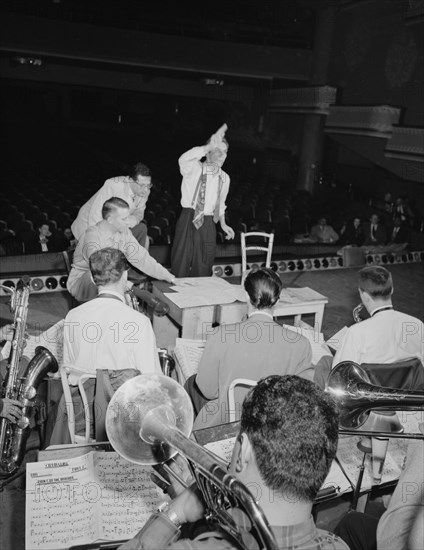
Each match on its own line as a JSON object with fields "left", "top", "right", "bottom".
{"left": 174, "top": 338, "right": 205, "bottom": 382}
{"left": 26, "top": 451, "right": 166, "bottom": 549}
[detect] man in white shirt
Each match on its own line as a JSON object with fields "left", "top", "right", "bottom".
{"left": 64, "top": 247, "right": 162, "bottom": 383}
{"left": 71, "top": 163, "right": 152, "bottom": 247}
{"left": 333, "top": 266, "right": 424, "bottom": 367}
{"left": 170, "top": 124, "right": 235, "bottom": 277}
{"left": 67, "top": 197, "right": 183, "bottom": 302}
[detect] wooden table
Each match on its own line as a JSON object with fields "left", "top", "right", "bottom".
{"left": 151, "top": 281, "right": 216, "bottom": 347}
{"left": 216, "top": 287, "right": 328, "bottom": 331}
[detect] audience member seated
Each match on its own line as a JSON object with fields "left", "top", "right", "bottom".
{"left": 335, "top": 423, "right": 424, "bottom": 550}
{"left": 185, "top": 268, "right": 314, "bottom": 430}
{"left": 120, "top": 375, "right": 349, "bottom": 550}
{"left": 25, "top": 222, "right": 62, "bottom": 254}
{"left": 71, "top": 162, "right": 153, "bottom": 247}
{"left": 388, "top": 216, "right": 410, "bottom": 244}
{"left": 310, "top": 217, "right": 339, "bottom": 244}
{"left": 47, "top": 247, "right": 161, "bottom": 445}
{"left": 340, "top": 216, "right": 364, "bottom": 246}
{"left": 362, "top": 214, "right": 387, "bottom": 247}
{"left": 333, "top": 266, "right": 424, "bottom": 367}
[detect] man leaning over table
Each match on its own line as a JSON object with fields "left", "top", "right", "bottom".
{"left": 67, "top": 197, "right": 188, "bottom": 303}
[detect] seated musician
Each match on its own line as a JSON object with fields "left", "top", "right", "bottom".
{"left": 335, "top": 423, "right": 424, "bottom": 550}
{"left": 47, "top": 247, "right": 161, "bottom": 444}
{"left": 333, "top": 266, "right": 424, "bottom": 368}
{"left": 186, "top": 268, "right": 314, "bottom": 430}
{"left": 120, "top": 375, "right": 348, "bottom": 550}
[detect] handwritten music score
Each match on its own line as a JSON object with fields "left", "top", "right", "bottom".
{"left": 26, "top": 451, "right": 166, "bottom": 549}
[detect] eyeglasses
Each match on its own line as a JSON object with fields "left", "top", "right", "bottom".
{"left": 135, "top": 182, "right": 153, "bottom": 189}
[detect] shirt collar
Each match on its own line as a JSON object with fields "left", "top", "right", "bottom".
{"left": 272, "top": 516, "right": 318, "bottom": 548}
{"left": 98, "top": 289, "right": 126, "bottom": 303}
{"left": 248, "top": 311, "right": 274, "bottom": 320}
{"left": 370, "top": 305, "right": 394, "bottom": 317}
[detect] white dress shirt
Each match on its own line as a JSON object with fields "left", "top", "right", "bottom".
{"left": 178, "top": 146, "right": 230, "bottom": 217}
{"left": 71, "top": 176, "right": 149, "bottom": 240}
{"left": 333, "top": 309, "right": 424, "bottom": 366}
{"left": 63, "top": 291, "right": 161, "bottom": 384}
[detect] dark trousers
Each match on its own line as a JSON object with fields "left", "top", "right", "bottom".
{"left": 131, "top": 222, "right": 148, "bottom": 247}
{"left": 171, "top": 208, "right": 216, "bottom": 277}
{"left": 184, "top": 374, "right": 210, "bottom": 416}
{"left": 335, "top": 507, "right": 384, "bottom": 550}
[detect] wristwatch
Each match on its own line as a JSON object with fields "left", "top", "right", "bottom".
{"left": 157, "top": 501, "right": 182, "bottom": 529}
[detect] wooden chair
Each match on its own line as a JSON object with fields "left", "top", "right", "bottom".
{"left": 227, "top": 378, "right": 257, "bottom": 423}
{"left": 241, "top": 231, "right": 274, "bottom": 283}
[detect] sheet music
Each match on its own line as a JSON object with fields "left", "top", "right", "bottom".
{"left": 284, "top": 323, "right": 331, "bottom": 365}
{"left": 26, "top": 452, "right": 99, "bottom": 549}
{"left": 165, "top": 277, "right": 237, "bottom": 308}
{"left": 94, "top": 453, "right": 167, "bottom": 541}
{"left": 220, "top": 286, "right": 327, "bottom": 305}
{"left": 205, "top": 437, "right": 237, "bottom": 463}
{"left": 174, "top": 338, "right": 205, "bottom": 382}
{"left": 326, "top": 326, "right": 348, "bottom": 351}
{"left": 26, "top": 451, "right": 165, "bottom": 549}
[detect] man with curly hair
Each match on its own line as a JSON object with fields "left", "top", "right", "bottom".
{"left": 120, "top": 375, "right": 348, "bottom": 550}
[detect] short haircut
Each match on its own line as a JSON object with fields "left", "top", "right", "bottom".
{"left": 244, "top": 268, "right": 282, "bottom": 310}
{"left": 89, "top": 247, "right": 129, "bottom": 286}
{"left": 241, "top": 375, "right": 339, "bottom": 501}
{"left": 358, "top": 266, "right": 393, "bottom": 298}
{"left": 101, "top": 197, "right": 130, "bottom": 220}
{"left": 127, "top": 162, "right": 151, "bottom": 180}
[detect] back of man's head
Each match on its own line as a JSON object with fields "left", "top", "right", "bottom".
{"left": 102, "top": 197, "right": 130, "bottom": 220}
{"left": 358, "top": 266, "right": 393, "bottom": 298}
{"left": 244, "top": 268, "right": 282, "bottom": 310}
{"left": 89, "top": 247, "right": 128, "bottom": 287}
{"left": 241, "top": 375, "right": 338, "bottom": 502}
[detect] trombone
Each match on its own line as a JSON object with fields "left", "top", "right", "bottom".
{"left": 105, "top": 374, "right": 278, "bottom": 550}
{"left": 326, "top": 362, "right": 424, "bottom": 439}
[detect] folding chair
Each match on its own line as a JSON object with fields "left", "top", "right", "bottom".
{"left": 60, "top": 367, "right": 96, "bottom": 444}
{"left": 227, "top": 378, "right": 257, "bottom": 423}
{"left": 241, "top": 232, "right": 274, "bottom": 283}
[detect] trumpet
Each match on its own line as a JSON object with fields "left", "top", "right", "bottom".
{"left": 106, "top": 374, "right": 277, "bottom": 550}
{"left": 326, "top": 362, "right": 424, "bottom": 439}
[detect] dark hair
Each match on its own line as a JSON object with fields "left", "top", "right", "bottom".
{"left": 244, "top": 268, "right": 282, "bottom": 310}
{"left": 127, "top": 162, "right": 151, "bottom": 180}
{"left": 358, "top": 266, "right": 393, "bottom": 298}
{"left": 241, "top": 375, "right": 339, "bottom": 501}
{"left": 89, "top": 247, "right": 129, "bottom": 286}
{"left": 101, "top": 197, "right": 130, "bottom": 220}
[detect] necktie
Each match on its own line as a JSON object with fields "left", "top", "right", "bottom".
{"left": 192, "top": 169, "right": 223, "bottom": 229}
{"left": 192, "top": 171, "right": 207, "bottom": 229}
{"left": 372, "top": 225, "right": 376, "bottom": 238}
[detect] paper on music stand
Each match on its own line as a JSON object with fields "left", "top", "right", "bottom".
{"left": 174, "top": 338, "right": 205, "bottom": 382}
{"left": 25, "top": 451, "right": 165, "bottom": 549}
{"left": 326, "top": 326, "right": 348, "bottom": 352}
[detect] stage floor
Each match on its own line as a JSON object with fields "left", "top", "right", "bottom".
{"left": 0, "top": 262, "right": 423, "bottom": 550}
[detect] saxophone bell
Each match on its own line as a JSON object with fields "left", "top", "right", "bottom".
{"left": 352, "top": 303, "right": 365, "bottom": 323}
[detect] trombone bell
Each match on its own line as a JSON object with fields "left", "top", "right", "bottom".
{"left": 106, "top": 374, "right": 193, "bottom": 465}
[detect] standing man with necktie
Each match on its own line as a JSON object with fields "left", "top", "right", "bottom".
{"left": 171, "top": 124, "right": 235, "bottom": 277}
